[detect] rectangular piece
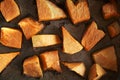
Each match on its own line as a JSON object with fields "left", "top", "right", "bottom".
{"left": 32, "top": 34, "right": 61, "bottom": 47}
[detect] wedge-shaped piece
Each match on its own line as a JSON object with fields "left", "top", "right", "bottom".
{"left": 32, "top": 34, "right": 61, "bottom": 47}
{"left": 23, "top": 55, "right": 43, "bottom": 78}
{"left": 0, "top": 27, "right": 22, "bottom": 48}
{"left": 108, "top": 22, "right": 120, "bottom": 38}
{"left": 66, "top": 0, "right": 90, "bottom": 24}
{"left": 1, "top": 0, "right": 20, "bottom": 22}
{"left": 18, "top": 17, "right": 44, "bottom": 40}
{"left": 88, "top": 64, "right": 106, "bottom": 80}
{"left": 62, "top": 27, "right": 83, "bottom": 54}
{"left": 62, "top": 62, "right": 86, "bottom": 77}
{"left": 0, "top": 52, "right": 20, "bottom": 73}
{"left": 93, "top": 46, "right": 117, "bottom": 72}
{"left": 36, "top": 0, "right": 66, "bottom": 21}
{"left": 40, "top": 50, "right": 62, "bottom": 72}
{"left": 81, "top": 21, "right": 105, "bottom": 51}
{"left": 102, "top": 3, "right": 119, "bottom": 19}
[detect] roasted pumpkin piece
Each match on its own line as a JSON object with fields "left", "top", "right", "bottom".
{"left": 62, "top": 27, "right": 83, "bottom": 54}
{"left": 93, "top": 46, "right": 118, "bottom": 72}
{"left": 66, "top": 0, "right": 90, "bottom": 24}
{"left": 36, "top": 0, "right": 66, "bottom": 21}
{"left": 88, "top": 64, "right": 106, "bottom": 80}
{"left": 0, "top": 52, "right": 20, "bottom": 73}
{"left": 1, "top": 0, "right": 20, "bottom": 22}
{"left": 40, "top": 50, "right": 62, "bottom": 72}
{"left": 102, "top": 2, "right": 119, "bottom": 19}
{"left": 18, "top": 17, "right": 44, "bottom": 40}
{"left": 62, "top": 62, "right": 86, "bottom": 77}
{"left": 32, "top": 34, "right": 61, "bottom": 47}
{"left": 81, "top": 21, "right": 105, "bottom": 51}
{"left": 107, "top": 22, "right": 120, "bottom": 38}
{"left": 23, "top": 55, "right": 43, "bottom": 78}
{"left": 0, "top": 27, "right": 22, "bottom": 48}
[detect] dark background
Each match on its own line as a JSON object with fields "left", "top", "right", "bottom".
{"left": 0, "top": 0, "right": 120, "bottom": 80}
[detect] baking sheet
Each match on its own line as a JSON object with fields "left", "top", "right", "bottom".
{"left": 0, "top": 0, "right": 120, "bottom": 80}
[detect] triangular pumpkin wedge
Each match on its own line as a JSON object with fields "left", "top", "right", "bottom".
{"left": 1, "top": 0, "right": 20, "bottom": 22}
{"left": 93, "top": 46, "right": 118, "bottom": 72}
{"left": 62, "top": 27, "right": 83, "bottom": 54}
{"left": 36, "top": 0, "right": 66, "bottom": 21}
{"left": 62, "top": 62, "right": 86, "bottom": 77}
{"left": 88, "top": 64, "right": 106, "bottom": 80}
{"left": 18, "top": 17, "right": 44, "bottom": 40}
{"left": 0, "top": 27, "right": 22, "bottom": 48}
{"left": 66, "top": 0, "right": 90, "bottom": 24}
{"left": 0, "top": 52, "right": 20, "bottom": 73}
{"left": 81, "top": 21, "right": 105, "bottom": 51}
{"left": 23, "top": 55, "right": 43, "bottom": 78}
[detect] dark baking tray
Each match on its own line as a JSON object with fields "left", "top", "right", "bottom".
{"left": 0, "top": 0, "right": 120, "bottom": 80}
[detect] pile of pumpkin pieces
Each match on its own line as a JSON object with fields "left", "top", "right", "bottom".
{"left": 0, "top": 0, "right": 120, "bottom": 80}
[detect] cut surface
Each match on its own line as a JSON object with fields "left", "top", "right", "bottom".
{"left": 81, "top": 21, "right": 105, "bottom": 51}
{"left": 93, "top": 46, "right": 117, "bottom": 72}
{"left": 36, "top": 0, "right": 66, "bottom": 21}
{"left": 88, "top": 64, "right": 106, "bottom": 80}
{"left": 18, "top": 17, "right": 44, "bottom": 40}
{"left": 0, "top": 52, "right": 20, "bottom": 73}
{"left": 62, "top": 62, "right": 86, "bottom": 77}
{"left": 102, "top": 3, "right": 119, "bottom": 19}
{"left": 40, "top": 50, "right": 62, "bottom": 72}
{"left": 1, "top": 0, "right": 20, "bottom": 22}
{"left": 32, "top": 34, "right": 61, "bottom": 47}
{"left": 66, "top": 0, "right": 90, "bottom": 24}
{"left": 108, "top": 21, "right": 120, "bottom": 38}
{"left": 62, "top": 27, "right": 83, "bottom": 54}
{"left": 0, "top": 27, "right": 22, "bottom": 48}
{"left": 23, "top": 55, "right": 43, "bottom": 78}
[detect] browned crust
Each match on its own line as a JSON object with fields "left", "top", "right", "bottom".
{"left": 66, "top": 0, "right": 90, "bottom": 24}
{"left": 102, "top": 3, "right": 119, "bottom": 19}
{"left": 1, "top": 0, "right": 20, "bottom": 22}
{"left": 62, "top": 26, "right": 83, "bottom": 54}
{"left": 0, "top": 52, "right": 20, "bottom": 73}
{"left": 18, "top": 17, "right": 44, "bottom": 40}
{"left": 40, "top": 50, "right": 62, "bottom": 72}
{"left": 23, "top": 55, "right": 43, "bottom": 77}
{"left": 107, "top": 22, "right": 120, "bottom": 38}
{"left": 81, "top": 21, "right": 105, "bottom": 51}
{"left": 0, "top": 27, "right": 22, "bottom": 48}
{"left": 36, "top": 0, "right": 66, "bottom": 21}
{"left": 93, "top": 46, "right": 118, "bottom": 72}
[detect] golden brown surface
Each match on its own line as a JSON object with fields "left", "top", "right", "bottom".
{"left": 32, "top": 34, "right": 61, "bottom": 47}
{"left": 66, "top": 0, "right": 90, "bottom": 24}
{"left": 23, "top": 55, "right": 43, "bottom": 78}
{"left": 1, "top": 0, "right": 20, "bottom": 22}
{"left": 40, "top": 50, "right": 62, "bottom": 72}
{"left": 81, "top": 21, "right": 105, "bottom": 51}
{"left": 93, "top": 46, "right": 117, "bottom": 72}
{"left": 102, "top": 2, "right": 119, "bottom": 19}
{"left": 108, "top": 22, "right": 120, "bottom": 38}
{"left": 36, "top": 0, "right": 66, "bottom": 21}
{"left": 62, "top": 62, "right": 86, "bottom": 77}
{"left": 62, "top": 27, "right": 83, "bottom": 54}
{"left": 0, "top": 27, "right": 22, "bottom": 48}
{"left": 0, "top": 52, "right": 20, "bottom": 73}
{"left": 88, "top": 64, "right": 106, "bottom": 80}
{"left": 18, "top": 17, "right": 44, "bottom": 40}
